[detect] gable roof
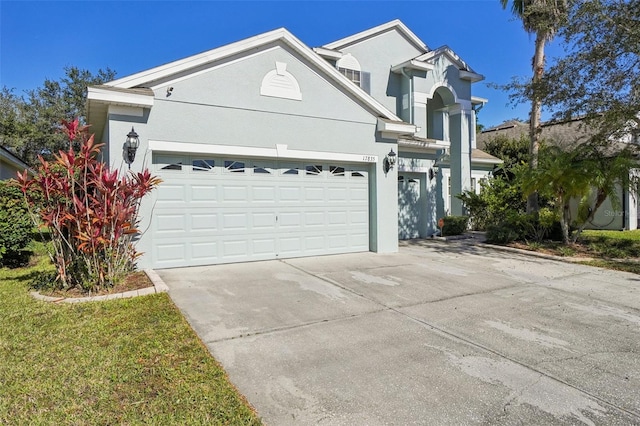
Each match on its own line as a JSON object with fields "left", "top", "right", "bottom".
{"left": 322, "top": 19, "right": 428, "bottom": 53}
{"left": 477, "top": 118, "right": 596, "bottom": 150}
{"left": 96, "top": 27, "right": 403, "bottom": 123}
{"left": 416, "top": 46, "right": 483, "bottom": 82}
{"left": 471, "top": 148, "right": 502, "bottom": 165}
{"left": 417, "top": 46, "right": 473, "bottom": 72}
{"left": 319, "top": 22, "right": 482, "bottom": 83}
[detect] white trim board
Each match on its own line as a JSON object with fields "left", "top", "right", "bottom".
{"left": 148, "top": 140, "right": 378, "bottom": 163}
{"left": 87, "top": 86, "right": 154, "bottom": 108}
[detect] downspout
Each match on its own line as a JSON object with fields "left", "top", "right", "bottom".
{"left": 400, "top": 68, "right": 413, "bottom": 124}
{"left": 472, "top": 101, "right": 485, "bottom": 114}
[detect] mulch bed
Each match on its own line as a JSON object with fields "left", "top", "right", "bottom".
{"left": 40, "top": 271, "right": 154, "bottom": 298}
{"left": 506, "top": 241, "right": 595, "bottom": 258}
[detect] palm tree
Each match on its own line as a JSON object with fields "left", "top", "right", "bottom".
{"left": 500, "top": 0, "right": 568, "bottom": 214}
{"left": 520, "top": 146, "right": 590, "bottom": 244}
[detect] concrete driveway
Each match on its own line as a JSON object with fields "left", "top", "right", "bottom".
{"left": 157, "top": 241, "right": 640, "bottom": 425}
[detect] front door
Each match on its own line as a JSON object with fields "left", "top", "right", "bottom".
{"left": 398, "top": 174, "right": 421, "bottom": 239}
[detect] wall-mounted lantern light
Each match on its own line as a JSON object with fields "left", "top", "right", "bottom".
{"left": 383, "top": 148, "right": 397, "bottom": 173}
{"left": 124, "top": 127, "right": 140, "bottom": 165}
{"left": 429, "top": 165, "right": 439, "bottom": 181}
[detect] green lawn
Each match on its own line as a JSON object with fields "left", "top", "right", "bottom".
{"left": 578, "top": 230, "right": 640, "bottom": 273}
{"left": 510, "top": 230, "right": 640, "bottom": 274}
{"left": 0, "top": 252, "right": 261, "bottom": 425}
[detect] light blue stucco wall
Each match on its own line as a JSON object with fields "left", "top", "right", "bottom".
{"left": 415, "top": 55, "right": 472, "bottom": 103}
{"left": 335, "top": 31, "right": 476, "bottom": 219}
{"left": 104, "top": 42, "right": 400, "bottom": 268}
{"left": 337, "top": 29, "right": 424, "bottom": 115}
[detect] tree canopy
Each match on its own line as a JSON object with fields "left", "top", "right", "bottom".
{"left": 0, "top": 66, "right": 116, "bottom": 166}
{"left": 544, "top": 0, "right": 640, "bottom": 141}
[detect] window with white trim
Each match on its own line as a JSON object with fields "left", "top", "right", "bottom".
{"left": 156, "top": 155, "right": 184, "bottom": 171}
{"left": 329, "top": 165, "right": 345, "bottom": 177}
{"left": 338, "top": 68, "right": 361, "bottom": 86}
{"left": 336, "top": 53, "right": 369, "bottom": 92}
{"left": 224, "top": 160, "right": 246, "bottom": 173}
{"left": 192, "top": 159, "right": 215, "bottom": 172}
{"left": 305, "top": 165, "right": 323, "bottom": 176}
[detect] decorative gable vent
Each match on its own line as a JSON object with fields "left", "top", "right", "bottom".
{"left": 260, "top": 62, "right": 302, "bottom": 101}
{"left": 336, "top": 53, "right": 361, "bottom": 72}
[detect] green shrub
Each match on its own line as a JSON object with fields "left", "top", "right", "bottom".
{"left": 486, "top": 208, "right": 562, "bottom": 245}
{"left": 486, "top": 222, "right": 520, "bottom": 244}
{"left": 0, "top": 180, "right": 33, "bottom": 266}
{"left": 520, "top": 207, "right": 558, "bottom": 243}
{"left": 442, "top": 215, "right": 468, "bottom": 236}
{"left": 457, "top": 172, "right": 527, "bottom": 231}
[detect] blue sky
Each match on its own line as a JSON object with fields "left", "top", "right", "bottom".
{"left": 1, "top": 0, "right": 566, "bottom": 128}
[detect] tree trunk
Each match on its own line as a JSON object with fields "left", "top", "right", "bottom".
{"left": 572, "top": 189, "right": 608, "bottom": 243}
{"left": 528, "top": 32, "right": 546, "bottom": 214}
{"left": 560, "top": 198, "right": 571, "bottom": 244}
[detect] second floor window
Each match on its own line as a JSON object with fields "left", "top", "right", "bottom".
{"left": 338, "top": 67, "right": 361, "bottom": 86}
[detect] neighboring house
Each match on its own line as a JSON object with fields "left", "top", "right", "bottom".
{"left": 87, "top": 20, "right": 500, "bottom": 269}
{"left": 478, "top": 118, "right": 638, "bottom": 231}
{"left": 0, "top": 146, "right": 30, "bottom": 180}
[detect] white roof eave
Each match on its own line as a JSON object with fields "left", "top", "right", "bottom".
{"left": 323, "top": 19, "right": 428, "bottom": 52}
{"left": 377, "top": 118, "right": 416, "bottom": 135}
{"left": 87, "top": 86, "right": 155, "bottom": 108}
{"left": 391, "top": 59, "right": 434, "bottom": 73}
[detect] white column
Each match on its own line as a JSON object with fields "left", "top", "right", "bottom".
{"left": 628, "top": 169, "right": 639, "bottom": 230}
{"left": 448, "top": 105, "right": 472, "bottom": 216}
{"left": 470, "top": 109, "right": 477, "bottom": 150}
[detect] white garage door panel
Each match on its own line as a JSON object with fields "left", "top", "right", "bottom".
{"left": 191, "top": 186, "right": 218, "bottom": 202}
{"left": 222, "top": 240, "right": 248, "bottom": 258}
{"left": 252, "top": 238, "right": 277, "bottom": 255}
{"left": 351, "top": 210, "right": 368, "bottom": 225}
{"left": 252, "top": 186, "right": 277, "bottom": 201}
{"left": 351, "top": 232, "right": 369, "bottom": 248}
{"left": 279, "top": 237, "right": 302, "bottom": 253}
{"left": 304, "top": 187, "right": 324, "bottom": 202}
{"left": 151, "top": 154, "right": 370, "bottom": 268}
{"left": 156, "top": 214, "right": 186, "bottom": 233}
{"left": 253, "top": 212, "right": 277, "bottom": 229}
{"left": 304, "top": 236, "right": 326, "bottom": 252}
{"left": 156, "top": 243, "right": 185, "bottom": 263}
{"left": 191, "top": 242, "right": 217, "bottom": 259}
{"left": 191, "top": 214, "right": 218, "bottom": 231}
{"left": 157, "top": 184, "right": 186, "bottom": 202}
{"left": 328, "top": 211, "right": 348, "bottom": 225}
{"left": 305, "top": 212, "right": 325, "bottom": 227}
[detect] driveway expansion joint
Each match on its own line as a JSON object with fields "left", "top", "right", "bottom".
{"left": 205, "top": 308, "right": 390, "bottom": 344}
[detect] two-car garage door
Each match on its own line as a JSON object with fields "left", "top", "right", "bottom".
{"left": 151, "top": 153, "right": 370, "bottom": 268}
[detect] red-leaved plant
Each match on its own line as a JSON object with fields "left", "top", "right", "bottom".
{"left": 17, "top": 119, "right": 161, "bottom": 291}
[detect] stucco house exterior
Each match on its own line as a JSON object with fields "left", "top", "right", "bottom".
{"left": 478, "top": 119, "right": 638, "bottom": 231}
{"left": 87, "top": 20, "right": 500, "bottom": 269}
{"left": 0, "top": 146, "right": 30, "bottom": 180}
